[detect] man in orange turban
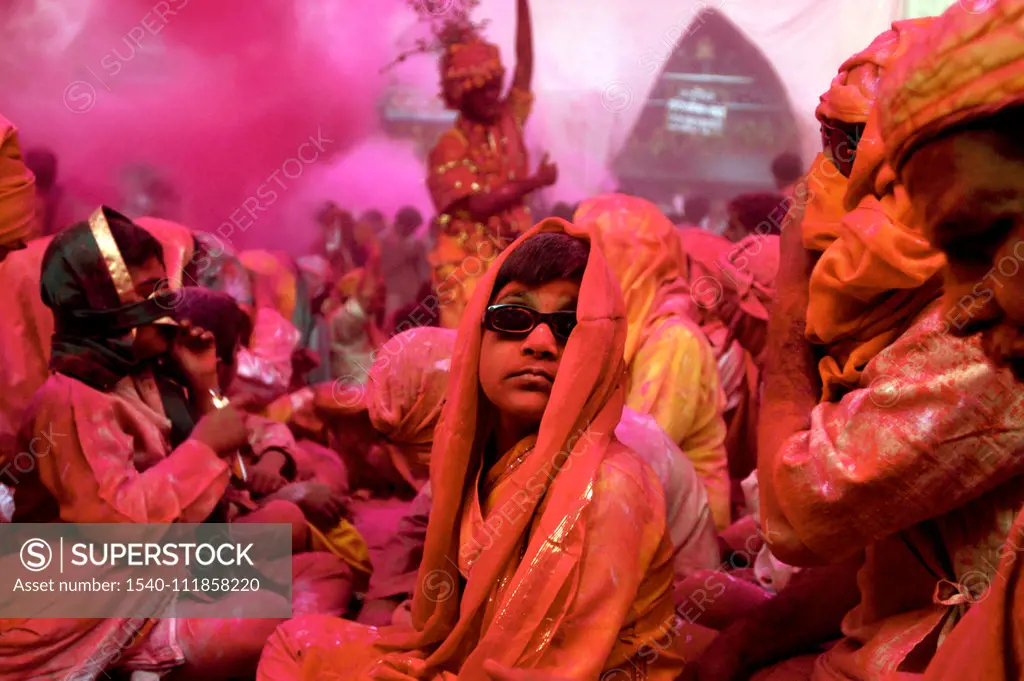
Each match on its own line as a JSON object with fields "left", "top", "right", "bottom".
{"left": 0, "top": 116, "right": 36, "bottom": 260}
{"left": 426, "top": 0, "right": 558, "bottom": 329}
{"left": 877, "top": 2, "right": 1024, "bottom": 678}
{"left": 755, "top": 15, "right": 1024, "bottom": 679}
{"left": 0, "top": 115, "right": 41, "bottom": 459}
{"left": 799, "top": 18, "right": 946, "bottom": 402}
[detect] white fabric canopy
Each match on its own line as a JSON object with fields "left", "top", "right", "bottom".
{"left": 388, "top": 0, "right": 960, "bottom": 202}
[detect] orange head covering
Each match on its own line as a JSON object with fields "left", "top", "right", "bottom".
{"left": 0, "top": 116, "right": 37, "bottom": 249}
{"left": 573, "top": 194, "right": 695, "bottom": 364}
{"left": 800, "top": 20, "right": 946, "bottom": 401}
{"left": 803, "top": 19, "right": 936, "bottom": 253}
{"left": 335, "top": 267, "right": 365, "bottom": 300}
{"left": 679, "top": 228, "right": 779, "bottom": 323}
{"left": 302, "top": 328, "right": 456, "bottom": 490}
{"left": 815, "top": 20, "right": 936, "bottom": 125}
{"left": 379, "top": 218, "right": 628, "bottom": 676}
{"left": 241, "top": 249, "right": 298, "bottom": 321}
{"left": 132, "top": 216, "right": 195, "bottom": 289}
{"left": 842, "top": 18, "right": 936, "bottom": 209}
{"left": 880, "top": 0, "right": 1024, "bottom": 172}
{"left": 676, "top": 227, "right": 779, "bottom": 365}
{"left": 441, "top": 39, "right": 505, "bottom": 109}
{"left": 387, "top": 2, "right": 502, "bottom": 111}
{"left": 365, "top": 326, "right": 457, "bottom": 490}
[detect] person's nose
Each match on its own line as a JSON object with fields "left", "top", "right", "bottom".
{"left": 521, "top": 321, "right": 558, "bottom": 360}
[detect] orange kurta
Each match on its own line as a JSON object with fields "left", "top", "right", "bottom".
{"left": 428, "top": 87, "right": 534, "bottom": 330}
{"left": 259, "top": 218, "right": 686, "bottom": 680}
{"left": 365, "top": 407, "right": 720, "bottom": 608}
{"left": 11, "top": 373, "right": 229, "bottom": 523}
{"left": 907, "top": 508, "right": 1024, "bottom": 681}
{"left": 771, "top": 302, "right": 1024, "bottom": 680}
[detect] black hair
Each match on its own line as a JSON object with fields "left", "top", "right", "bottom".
{"left": 771, "top": 152, "right": 804, "bottom": 186}
{"left": 173, "top": 287, "right": 252, "bottom": 364}
{"left": 727, "top": 193, "right": 788, "bottom": 237}
{"left": 683, "top": 194, "right": 711, "bottom": 225}
{"left": 396, "top": 206, "right": 424, "bottom": 228}
{"left": 106, "top": 212, "right": 165, "bottom": 269}
{"left": 549, "top": 202, "right": 575, "bottom": 221}
{"left": 492, "top": 232, "right": 589, "bottom": 300}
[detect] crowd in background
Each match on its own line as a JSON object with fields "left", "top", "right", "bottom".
{"left": 0, "top": 1, "right": 1023, "bottom": 680}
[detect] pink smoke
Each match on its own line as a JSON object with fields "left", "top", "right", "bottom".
{"left": 0, "top": 0, "right": 395, "bottom": 251}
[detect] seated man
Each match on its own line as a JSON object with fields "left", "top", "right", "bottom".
{"left": 752, "top": 15, "right": 1024, "bottom": 681}
{"left": 878, "top": 2, "right": 1024, "bottom": 677}
{"left": 172, "top": 286, "right": 371, "bottom": 583}
{"left": 760, "top": 47, "right": 1024, "bottom": 681}
{"left": 0, "top": 208, "right": 352, "bottom": 681}
{"left": 574, "top": 195, "right": 731, "bottom": 529}
{"left": 678, "top": 224, "right": 780, "bottom": 489}
{"left": 0, "top": 115, "right": 43, "bottom": 460}
{"left": 258, "top": 221, "right": 691, "bottom": 680}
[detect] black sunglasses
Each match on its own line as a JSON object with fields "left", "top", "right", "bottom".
{"left": 483, "top": 304, "right": 578, "bottom": 342}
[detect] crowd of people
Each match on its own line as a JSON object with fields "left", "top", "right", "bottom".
{"left": 1, "top": 0, "right": 1023, "bottom": 679}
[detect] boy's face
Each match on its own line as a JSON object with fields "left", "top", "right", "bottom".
{"left": 903, "top": 127, "right": 1024, "bottom": 378}
{"left": 479, "top": 279, "right": 580, "bottom": 428}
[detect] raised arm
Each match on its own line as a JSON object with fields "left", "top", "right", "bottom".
{"left": 758, "top": 218, "right": 822, "bottom": 565}
{"left": 31, "top": 380, "right": 230, "bottom": 524}
{"left": 511, "top": 0, "right": 534, "bottom": 94}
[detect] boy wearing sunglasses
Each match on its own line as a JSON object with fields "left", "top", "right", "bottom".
{"left": 259, "top": 220, "right": 690, "bottom": 680}
{"left": 478, "top": 233, "right": 584, "bottom": 450}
